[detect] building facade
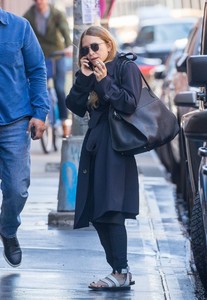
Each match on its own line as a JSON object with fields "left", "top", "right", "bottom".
{"left": 0, "top": 0, "right": 205, "bottom": 17}
{"left": 0, "top": 0, "right": 33, "bottom": 16}
{"left": 112, "top": 0, "right": 205, "bottom": 16}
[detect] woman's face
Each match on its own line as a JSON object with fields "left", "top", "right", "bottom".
{"left": 81, "top": 35, "right": 112, "bottom": 66}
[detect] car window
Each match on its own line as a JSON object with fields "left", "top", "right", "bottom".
{"left": 186, "top": 20, "right": 202, "bottom": 56}
{"left": 136, "top": 26, "right": 154, "bottom": 45}
{"left": 136, "top": 22, "right": 195, "bottom": 46}
{"left": 155, "top": 23, "right": 195, "bottom": 43}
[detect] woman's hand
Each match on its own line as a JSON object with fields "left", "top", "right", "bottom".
{"left": 80, "top": 57, "right": 94, "bottom": 76}
{"left": 94, "top": 60, "right": 107, "bottom": 82}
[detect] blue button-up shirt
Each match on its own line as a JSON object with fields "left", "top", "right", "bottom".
{"left": 0, "top": 9, "right": 50, "bottom": 125}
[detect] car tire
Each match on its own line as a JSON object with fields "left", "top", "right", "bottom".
{"left": 191, "top": 192, "right": 207, "bottom": 290}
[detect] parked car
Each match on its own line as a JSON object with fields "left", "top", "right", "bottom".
{"left": 134, "top": 55, "right": 161, "bottom": 84}
{"left": 153, "top": 18, "right": 202, "bottom": 203}
{"left": 174, "top": 1, "right": 207, "bottom": 289}
{"left": 176, "top": 55, "right": 207, "bottom": 290}
{"left": 121, "top": 16, "right": 198, "bottom": 63}
{"left": 151, "top": 38, "right": 186, "bottom": 188}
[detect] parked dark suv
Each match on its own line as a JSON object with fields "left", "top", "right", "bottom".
{"left": 154, "top": 18, "right": 202, "bottom": 206}
{"left": 175, "top": 2, "right": 207, "bottom": 290}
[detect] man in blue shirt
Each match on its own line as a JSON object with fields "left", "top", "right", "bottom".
{"left": 0, "top": 8, "right": 49, "bottom": 267}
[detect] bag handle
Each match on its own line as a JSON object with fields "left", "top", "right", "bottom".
{"left": 137, "top": 67, "right": 152, "bottom": 91}
{"left": 118, "top": 54, "right": 153, "bottom": 92}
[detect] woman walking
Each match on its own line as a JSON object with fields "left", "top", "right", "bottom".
{"left": 65, "top": 25, "right": 142, "bottom": 291}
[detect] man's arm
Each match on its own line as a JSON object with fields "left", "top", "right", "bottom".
{"left": 22, "top": 21, "right": 50, "bottom": 139}
{"left": 55, "top": 10, "right": 71, "bottom": 48}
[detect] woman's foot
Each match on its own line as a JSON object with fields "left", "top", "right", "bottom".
{"left": 90, "top": 272, "right": 126, "bottom": 288}
{"left": 89, "top": 270, "right": 134, "bottom": 290}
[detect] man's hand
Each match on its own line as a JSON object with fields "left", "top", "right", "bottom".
{"left": 27, "top": 118, "right": 46, "bottom": 140}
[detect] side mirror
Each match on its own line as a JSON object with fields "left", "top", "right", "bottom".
{"left": 174, "top": 91, "right": 197, "bottom": 107}
{"left": 185, "top": 110, "right": 207, "bottom": 141}
{"left": 153, "top": 64, "right": 166, "bottom": 80}
{"left": 176, "top": 53, "right": 188, "bottom": 73}
{"left": 187, "top": 55, "right": 207, "bottom": 87}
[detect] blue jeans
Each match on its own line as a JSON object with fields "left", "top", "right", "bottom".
{"left": 0, "top": 118, "right": 30, "bottom": 238}
{"left": 54, "top": 57, "right": 68, "bottom": 120}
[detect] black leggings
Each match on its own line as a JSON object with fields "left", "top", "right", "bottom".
{"left": 93, "top": 222, "right": 128, "bottom": 273}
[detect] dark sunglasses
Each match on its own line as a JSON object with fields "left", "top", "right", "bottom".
{"left": 80, "top": 43, "right": 105, "bottom": 57}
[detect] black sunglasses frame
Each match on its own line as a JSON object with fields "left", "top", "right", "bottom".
{"left": 80, "top": 43, "right": 105, "bottom": 57}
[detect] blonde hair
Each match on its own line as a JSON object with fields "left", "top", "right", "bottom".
{"left": 78, "top": 25, "right": 117, "bottom": 67}
{"left": 79, "top": 26, "right": 117, "bottom": 108}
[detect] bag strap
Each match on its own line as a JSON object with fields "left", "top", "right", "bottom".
{"left": 118, "top": 53, "right": 152, "bottom": 92}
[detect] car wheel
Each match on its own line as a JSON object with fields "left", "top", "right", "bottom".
{"left": 191, "top": 192, "right": 207, "bottom": 289}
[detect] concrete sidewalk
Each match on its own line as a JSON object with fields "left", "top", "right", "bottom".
{"left": 0, "top": 140, "right": 196, "bottom": 300}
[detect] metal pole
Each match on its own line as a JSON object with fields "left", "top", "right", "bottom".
{"left": 48, "top": 0, "right": 100, "bottom": 226}
{"left": 72, "top": 0, "right": 100, "bottom": 135}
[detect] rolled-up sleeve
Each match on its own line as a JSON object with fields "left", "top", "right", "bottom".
{"left": 22, "top": 21, "right": 50, "bottom": 121}
{"left": 66, "top": 72, "right": 95, "bottom": 117}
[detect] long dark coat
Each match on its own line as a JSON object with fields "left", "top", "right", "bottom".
{"left": 66, "top": 53, "right": 142, "bottom": 229}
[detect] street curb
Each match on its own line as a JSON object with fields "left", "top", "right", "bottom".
{"left": 48, "top": 210, "right": 75, "bottom": 226}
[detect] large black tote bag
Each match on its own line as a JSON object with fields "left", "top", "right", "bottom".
{"left": 109, "top": 57, "right": 180, "bottom": 155}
